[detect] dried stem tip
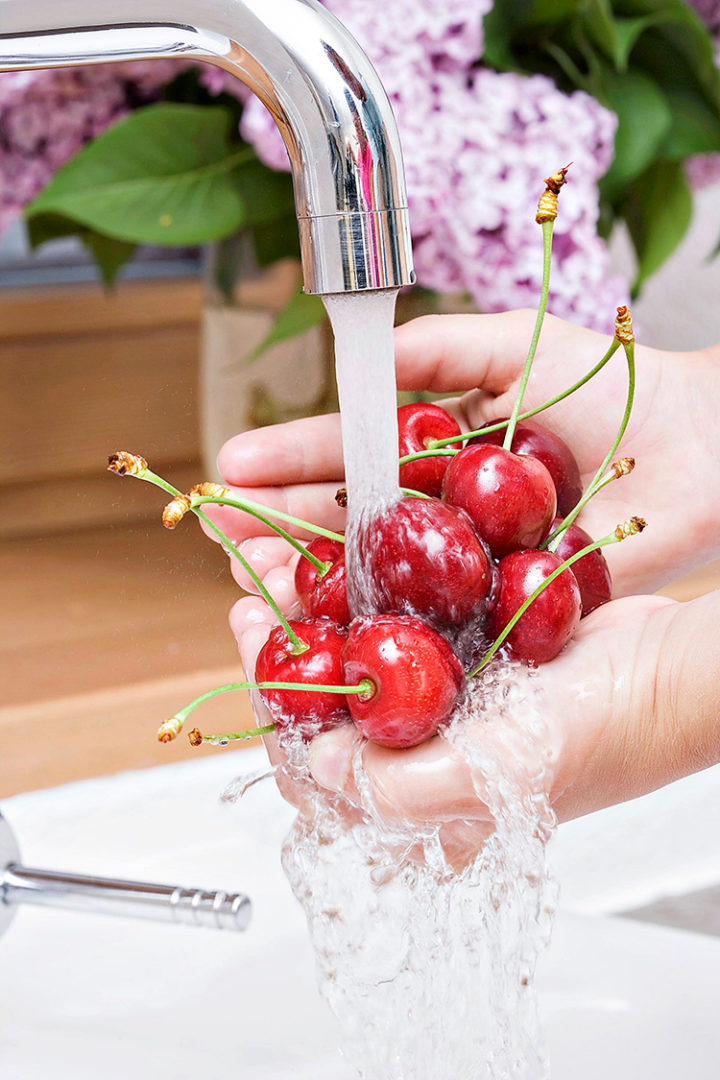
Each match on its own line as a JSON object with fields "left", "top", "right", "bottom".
{"left": 335, "top": 487, "right": 348, "bottom": 509}
{"left": 536, "top": 165, "right": 571, "bottom": 224}
{"left": 188, "top": 728, "right": 203, "bottom": 747}
{"left": 614, "top": 305, "right": 634, "bottom": 346}
{"left": 189, "top": 482, "right": 229, "bottom": 499}
{"left": 107, "top": 451, "right": 147, "bottom": 477}
{"left": 157, "top": 715, "right": 183, "bottom": 743}
{"left": 162, "top": 494, "right": 191, "bottom": 530}
{"left": 610, "top": 456, "right": 635, "bottom": 479}
{"left": 615, "top": 516, "right": 647, "bottom": 540}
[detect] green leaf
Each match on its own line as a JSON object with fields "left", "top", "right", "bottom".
{"left": 527, "top": 0, "right": 581, "bottom": 26}
{"left": 252, "top": 213, "right": 301, "bottom": 268}
{"left": 27, "top": 212, "right": 136, "bottom": 287}
{"left": 599, "top": 68, "right": 672, "bottom": 198}
{"left": 234, "top": 159, "right": 295, "bottom": 226}
{"left": 660, "top": 87, "right": 720, "bottom": 159}
{"left": 482, "top": 4, "right": 521, "bottom": 70}
{"left": 582, "top": 0, "right": 662, "bottom": 72}
{"left": 26, "top": 212, "right": 83, "bottom": 248}
{"left": 622, "top": 159, "right": 693, "bottom": 294}
{"left": 245, "top": 284, "right": 326, "bottom": 365}
{"left": 82, "top": 233, "right": 137, "bottom": 288}
{"left": 27, "top": 104, "right": 253, "bottom": 246}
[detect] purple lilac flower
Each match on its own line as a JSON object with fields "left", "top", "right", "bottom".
{"left": 685, "top": 1, "right": 720, "bottom": 188}
{"left": 0, "top": 62, "right": 181, "bottom": 234}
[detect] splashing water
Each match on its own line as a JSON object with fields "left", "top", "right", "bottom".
{"left": 279, "top": 663, "right": 557, "bottom": 1080}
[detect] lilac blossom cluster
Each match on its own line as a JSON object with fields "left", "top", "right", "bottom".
{"left": 686, "top": 0, "right": 720, "bottom": 189}
{"left": 237, "top": 0, "right": 627, "bottom": 329}
{"left": 0, "top": 62, "right": 181, "bottom": 236}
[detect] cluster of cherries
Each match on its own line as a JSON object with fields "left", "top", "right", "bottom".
{"left": 111, "top": 168, "right": 642, "bottom": 755}
{"left": 258, "top": 401, "right": 613, "bottom": 750}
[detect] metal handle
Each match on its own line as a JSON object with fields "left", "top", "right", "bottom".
{"left": 0, "top": 811, "right": 251, "bottom": 938}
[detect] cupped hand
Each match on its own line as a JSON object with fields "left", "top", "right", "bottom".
{"left": 206, "top": 310, "right": 720, "bottom": 597}
{"left": 229, "top": 552, "right": 694, "bottom": 868}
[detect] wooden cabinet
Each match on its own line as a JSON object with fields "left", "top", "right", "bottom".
{"left": 0, "top": 278, "right": 253, "bottom": 797}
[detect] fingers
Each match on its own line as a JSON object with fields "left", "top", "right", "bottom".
{"left": 393, "top": 311, "right": 545, "bottom": 394}
{"left": 225, "top": 537, "right": 298, "bottom": 593}
{"left": 307, "top": 726, "right": 492, "bottom": 825}
{"left": 217, "top": 413, "right": 344, "bottom": 487}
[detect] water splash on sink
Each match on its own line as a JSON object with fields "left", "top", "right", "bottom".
{"left": 279, "top": 661, "right": 556, "bottom": 1080}
{"left": 264, "top": 291, "right": 557, "bottom": 1077}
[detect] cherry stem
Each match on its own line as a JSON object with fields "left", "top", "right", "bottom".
{"left": 503, "top": 219, "right": 554, "bottom": 451}
{"left": 131, "top": 467, "right": 306, "bottom": 652}
{"left": 544, "top": 339, "right": 636, "bottom": 551}
{"left": 430, "top": 338, "right": 621, "bottom": 449}
{"left": 192, "top": 728, "right": 277, "bottom": 746}
{"left": 190, "top": 496, "right": 330, "bottom": 574}
{"left": 398, "top": 448, "right": 459, "bottom": 466}
{"left": 467, "top": 523, "right": 641, "bottom": 677}
{"left": 162, "top": 678, "right": 375, "bottom": 742}
{"left": 400, "top": 487, "right": 432, "bottom": 500}
{"left": 190, "top": 494, "right": 344, "bottom": 544}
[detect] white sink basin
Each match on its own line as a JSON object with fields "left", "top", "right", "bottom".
{"left": 2, "top": 753, "right": 719, "bottom": 1079}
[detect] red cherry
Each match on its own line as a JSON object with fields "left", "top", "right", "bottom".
{"left": 294, "top": 537, "right": 350, "bottom": 625}
{"left": 255, "top": 619, "right": 349, "bottom": 735}
{"left": 551, "top": 519, "right": 612, "bottom": 617}
{"left": 474, "top": 418, "right": 582, "bottom": 516}
{"left": 343, "top": 615, "right": 464, "bottom": 748}
{"left": 489, "top": 550, "right": 581, "bottom": 664}
{"left": 360, "top": 496, "right": 493, "bottom": 627}
{"left": 441, "top": 444, "right": 557, "bottom": 558}
{"left": 397, "top": 402, "right": 463, "bottom": 496}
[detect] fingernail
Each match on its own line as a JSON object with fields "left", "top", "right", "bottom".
{"left": 308, "top": 735, "right": 347, "bottom": 793}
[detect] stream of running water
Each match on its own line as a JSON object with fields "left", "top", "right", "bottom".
{"left": 235, "top": 290, "right": 558, "bottom": 1079}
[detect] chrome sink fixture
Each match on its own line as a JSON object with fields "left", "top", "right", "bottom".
{"left": 0, "top": 0, "right": 415, "bottom": 295}
{"left": 0, "top": 809, "right": 251, "bottom": 936}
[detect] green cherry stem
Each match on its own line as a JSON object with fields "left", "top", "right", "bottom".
{"left": 503, "top": 218, "right": 554, "bottom": 451}
{"left": 108, "top": 457, "right": 306, "bottom": 652}
{"left": 398, "top": 447, "right": 459, "bottom": 466}
{"left": 192, "top": 728, "right": 277, "bottom": 746}
{"left": 545, "top": 338, "right": 636, "bottom": 552}
{"left": 159, "top": 678, "right": 375, "bottom": 743}
{"left": 190, "top": 494, "right": 344, "bottom": 544}
{"left": 400, "top": 487, "right": 432, "bottom": 500}
{"left": 193, "top": 507, "right": 305, "bottom": 650}
{"left": 190, "top": 496, "right": 330, "bottom": 575}
{"left": 467, "top": 517, "right": 646, "bottom": 678}
{"left": 430, "top": 337, "right": 621, "bottom": 450}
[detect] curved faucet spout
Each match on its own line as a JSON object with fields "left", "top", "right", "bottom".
{"left": 0, "top": 0, "right": 414, "bottom": 293}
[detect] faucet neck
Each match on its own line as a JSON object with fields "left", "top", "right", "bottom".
{"left": 0, "top": 0, "right": 414, "bottom": 293}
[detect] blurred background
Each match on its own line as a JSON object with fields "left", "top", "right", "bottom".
{"left": 2, "top": 0, "right": 720, "bottom": 809}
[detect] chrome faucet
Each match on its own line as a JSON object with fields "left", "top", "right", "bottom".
{"left": 0, "top": 0, "right": 415, "bottom": 294}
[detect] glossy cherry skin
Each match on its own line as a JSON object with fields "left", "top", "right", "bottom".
{"left": 343, "top": 615, "right": 465, "bottom": 748}
{"left": 489, "top": 550, "right": 581, "bottom": 664}
{"left": 551, "top": 519, "right": 612, "bottom": 617}
{"left": 361, "top": 496, "right": 493, "bottom": 627}
{"left": 473, "top": 418, "right": 582, "bottom": 517}
{"left": 397, "top": 402, "right": 463, "bottom": 497}
{"left": 255, "top": 619, "right": 349, "bottom": 736}
{"left": 441, "top": 444, "right": 557, "bottom": 559}
{"left": 295, "top": 537, "right": 350, "bottom": 625}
